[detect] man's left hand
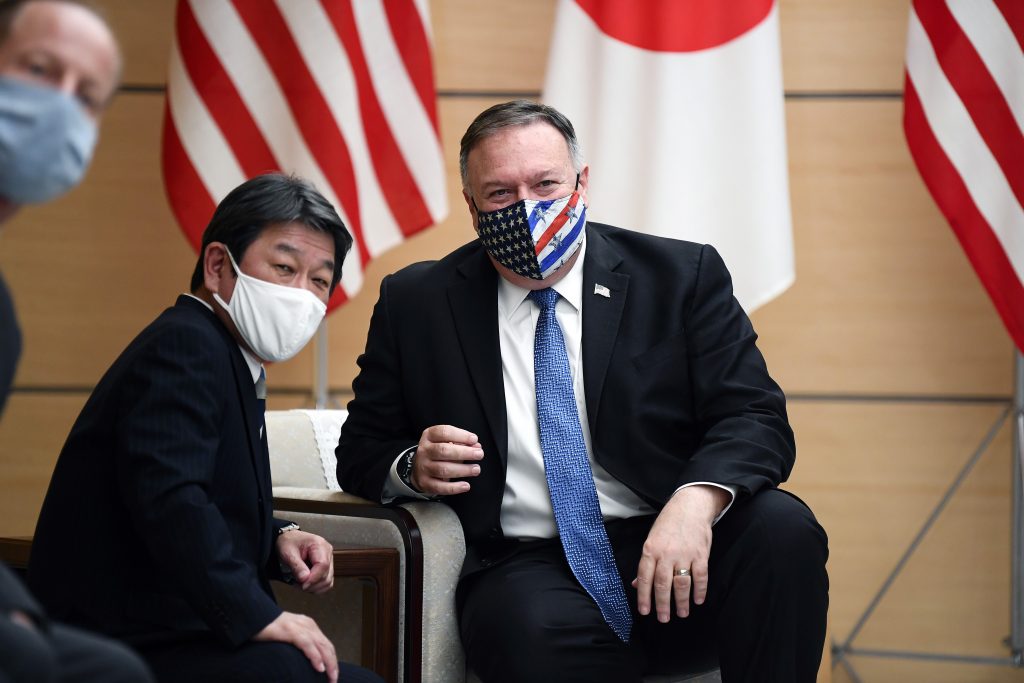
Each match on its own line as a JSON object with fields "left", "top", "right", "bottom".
{"left": 632, "top": 485, "right": 730, "bottom": 623}
{"left": 276, "top": 530, "right": 335, "bottom": 594}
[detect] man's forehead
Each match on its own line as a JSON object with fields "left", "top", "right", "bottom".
{"left": 256, "top": 223, "right": 336, "bottom": 266}
{"left": 3, "top": 1, "right": 120, "bottom": 96}
{"left": 467, "top": 123, "right": 573, "bottom": 177}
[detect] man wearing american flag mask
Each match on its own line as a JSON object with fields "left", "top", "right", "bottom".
{"left": 339, "top": 100, "right": 828, "bottom": 682}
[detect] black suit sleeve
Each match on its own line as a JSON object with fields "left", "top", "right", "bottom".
{"left": 675, "top": 244, "right": 795, "bottom": 497}
{"left": 113, "top": 325, "right": 280, "bottom": 646}
{"left": 337, "top": 275, "right": 419, "bottom": 501}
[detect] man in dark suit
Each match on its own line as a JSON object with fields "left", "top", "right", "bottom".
{"left": 338, "top": 100, "right": 828, "bottom": 682}
{"left": 0, "top": 2, "right": 152, "bottom": 681}
{"left": 29, "top": 174, "right": 382, "bottom": 683}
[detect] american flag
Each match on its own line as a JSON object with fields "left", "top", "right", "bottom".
{"left": 162, "top": 0, "right": 447, "bottom": 309}
{"left": 904, "top": 0, "right": 1024, "bottom": 352}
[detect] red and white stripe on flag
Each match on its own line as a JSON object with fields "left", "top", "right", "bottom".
{"left": 904, "top": 0, "right": 1024, "bottom": 352}
{"left": 161, "top": 0, "right": 447, "bottom": 311}
{"left": 542, "top": 0, "right": 794, "bottom": 313}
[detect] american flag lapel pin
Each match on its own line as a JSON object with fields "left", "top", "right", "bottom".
{"left": 594, "top": 284, "right": 611, "bottom": 298}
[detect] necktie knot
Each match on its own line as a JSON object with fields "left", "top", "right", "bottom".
{"left": 528, "top": 287, "right": 559, "bottom": 312}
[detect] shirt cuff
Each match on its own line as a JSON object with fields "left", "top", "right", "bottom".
{"left": 382, "top": 446, "right": 433, "bottom": 502}
{"left": 672, "top": 482, "right": 738, "bottom": 525}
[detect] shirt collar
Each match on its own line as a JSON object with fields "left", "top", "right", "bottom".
{"left": 183, "top": 293, "right": 264, "bottom": 385}
{"left": 497, "top": 234, "right": 587, "bottom": 320}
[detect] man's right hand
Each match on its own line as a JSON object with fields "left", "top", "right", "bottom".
{"left": 411, "top": 425, "right": 483, "bottom": 496}
{"left": 254, "top": 612, "right": 338, "bottom": 683}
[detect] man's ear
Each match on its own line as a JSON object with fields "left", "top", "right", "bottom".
{"left": 576, "top": 165, "right": 591, "bottom": 206}
{"left": 202, "top": 242, "right": 232, "bottom": 294}
{"left": 463, "top": 189, "right": 480, "bottom": 233}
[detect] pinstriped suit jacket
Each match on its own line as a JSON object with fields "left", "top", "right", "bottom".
{"left": 29, "top": 296, "right": 287, "bottom": 646}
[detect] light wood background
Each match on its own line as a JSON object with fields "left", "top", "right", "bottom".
{"left": 0, "top": 2, "right": 1020, "bottom": 681}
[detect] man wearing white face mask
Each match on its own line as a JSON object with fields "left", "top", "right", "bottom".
{"left": 29, "top": 174, "right": 382, "bottom": 683}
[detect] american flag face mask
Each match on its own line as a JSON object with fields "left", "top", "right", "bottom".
{"left": 474, "top": 188, "right": 587, "bottom": 281}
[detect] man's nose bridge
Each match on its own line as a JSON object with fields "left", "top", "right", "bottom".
{"left": 57, "top": 72, "right": 77, "bottom": 97}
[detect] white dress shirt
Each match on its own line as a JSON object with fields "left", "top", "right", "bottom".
{"left": 384, "top": 238, "right": 736, "bottom": 536}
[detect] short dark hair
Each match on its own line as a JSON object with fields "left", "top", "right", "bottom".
{"left": 189, "top": 173, "right": 353, "bottom": 294}
{"left": 459, "top": 99, "right": 583, "bottom": 188}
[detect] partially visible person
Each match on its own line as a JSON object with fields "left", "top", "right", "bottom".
{"left": 29, "top": 173, "right": 383, "bottom": 683}
{"left": 0, "top": 2, "right": 151, "bottom": 682}
{"left": 0, "top": 0, "right": 120, "bottom": 411}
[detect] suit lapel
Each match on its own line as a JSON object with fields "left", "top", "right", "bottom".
{"left": 448, "top": 248, "right": 509, "bottom": 463}
{"left": 581, "top": 228, "right": 629, "bottom": 429}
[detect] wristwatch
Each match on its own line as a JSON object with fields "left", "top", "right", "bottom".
{"left": 397, "top": 448, "right": 418, "bottom": 490}
{"left": 277, "top": 522, "right": 301, "bottom": 536}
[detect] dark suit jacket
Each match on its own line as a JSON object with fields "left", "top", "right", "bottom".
{"left": 29, "top": 296, "right": 285, "bottom": 646}
{"left": 0, "top": 270, "right": 21, "bottom": 418}
{"left": 337, "top": 223, "right": 795, "bottom": 574}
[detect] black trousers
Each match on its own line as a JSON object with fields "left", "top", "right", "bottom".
{"left": 0, "top": 618, "right": 153, "bottom": 683}
{"left": 459, "top": 489, "right": 829, "bottom": 683}
{"left": 131, "top": 633, "right": 383, "bottom": 683}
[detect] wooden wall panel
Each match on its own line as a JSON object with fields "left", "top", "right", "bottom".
{"left": 786, "top": 401, "right": 1016, "bottom": 677}
{"left": 779, "top": 0, "right": 909, "bottom": 92}
{"left": 0, "top": 394, "right": 88, "bottom": 537}
{"left": 834, "top": 659, "right": 1024, "bottom": 683}
{"left": 754, "top": 99, "right": 1013, "bottom": 397}
{"left": 98, "top": 0, "right": 175, "bottom": 86}
{"left": 432, "top": 0, "right": 556, "bottom": 92}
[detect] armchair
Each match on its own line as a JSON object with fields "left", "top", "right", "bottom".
{"left": 267, "top": 409, "right": 730, "bottom": 683}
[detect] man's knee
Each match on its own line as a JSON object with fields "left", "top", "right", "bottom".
{"left": 49, "top": 623, "right": 153, "bottom": 683}
{"left": 460, "top": 562, "right": 640, "bottom": 682}
{"left": 242, "top": 642, "right": 328, "bottom": 683}
{"left": 722, "top": 489, "right": 828, "bottom": 568}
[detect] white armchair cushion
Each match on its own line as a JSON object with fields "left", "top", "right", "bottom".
{"left": 267, "top": 409, "right": 346, "bottom": 490}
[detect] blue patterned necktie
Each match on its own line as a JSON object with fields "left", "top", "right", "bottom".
{"left": 529, "top": 287, "right": 632, "bottom": 642}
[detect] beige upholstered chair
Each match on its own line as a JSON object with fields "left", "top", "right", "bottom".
{"left": 268, "top": 409, "right": 465, "bottom": 683}
{"left": 267, "top": 409, "right": 723, "bottom": 683}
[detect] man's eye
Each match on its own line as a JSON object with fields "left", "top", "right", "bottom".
{"left": 314, "top": 278, "right": 329, "bottom": 289}
{"left": 76, "top": 91, "right": 101, "bottom": 115}
{"left": 275, "top": 264, "right": 294, "bottom": 274}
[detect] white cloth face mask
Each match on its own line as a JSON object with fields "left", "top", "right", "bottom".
{"left": 213, "top": 249, "right": 327, "bottom": 362}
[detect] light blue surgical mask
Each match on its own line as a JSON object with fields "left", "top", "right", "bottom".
{"left": 0, "top": 76, "right": 98, "bottom": 204}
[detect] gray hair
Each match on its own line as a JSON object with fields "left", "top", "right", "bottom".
{"left": 459, "top": 100, "right": 584, "bottom": 188}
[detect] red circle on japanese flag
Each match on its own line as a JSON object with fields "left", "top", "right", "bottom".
{"left": 575, "top": 0, "right": 774, "bottom": 52}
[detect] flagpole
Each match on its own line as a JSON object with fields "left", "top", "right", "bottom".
{"left": 1012, "top": 349, "right": 1024, "bottom": 665}
{"left": 313, "top": 320, "right": 329, "bottom": 410}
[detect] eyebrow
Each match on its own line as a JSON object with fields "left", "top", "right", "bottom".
{"left": 273, "top": 243, "right": 335, "bottom": 274}
{"left": 479, "top": 169, "right": 565, "bottom": 191}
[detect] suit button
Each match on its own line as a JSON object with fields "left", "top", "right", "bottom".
{"left": 480, "top": 558, "right": 493, "bottom": 568}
